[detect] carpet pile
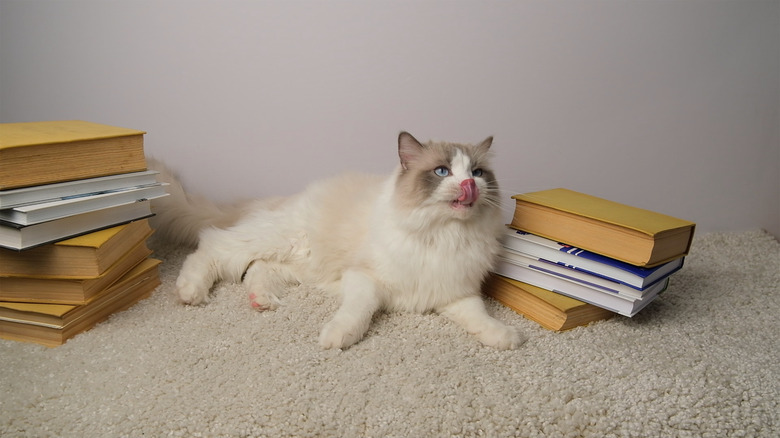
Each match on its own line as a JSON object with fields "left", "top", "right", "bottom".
{"left": 1, "top": 230, "right": 778, "bottom": 437}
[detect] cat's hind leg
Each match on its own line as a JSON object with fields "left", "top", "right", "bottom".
{"left": 439, "top": 295, "right": 525, "bottom": 350}
{"left": 243, "top": 228, "right": 309, "bottom": 310}
{"left": 243, "top": 260, "right": 300, "bottom": 311}
{"left": 319, "top": 269, "right": 381, "bottom": 350}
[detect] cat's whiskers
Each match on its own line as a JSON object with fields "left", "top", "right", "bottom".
{"left": 479, "top": 196, "right": 502, "bottom": 210}
{"left": 477, "top": 178, "right": 503, "bottom": 210}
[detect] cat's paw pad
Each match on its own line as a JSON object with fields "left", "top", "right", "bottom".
{"left": 248, "top": 292, "right": 281, "bottom": 311}
{"left": 318, "top": 320, "right": 364, "bottom": 350}
{"left": 176, "top": 278, "right": 208, "bottom": 305}
{"left": 478, "top": 324, "right": 525, "bottom": 350}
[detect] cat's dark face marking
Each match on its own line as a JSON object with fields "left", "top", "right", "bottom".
{"left": 395, "top": 132, "right": 499, "bottom": 219}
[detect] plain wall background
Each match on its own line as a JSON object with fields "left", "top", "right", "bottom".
{"left": 1, "top": 0, "right": 778, "bottom": 238}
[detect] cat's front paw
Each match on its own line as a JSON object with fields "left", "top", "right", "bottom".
{"left": 477, "top": 323, "right": 525, "bottom": 350}
{"left": 318, "top": 319, "right": 365, "bottom": 350}
{"left": 176, "top": 277, "right": 208, "bottom": 305}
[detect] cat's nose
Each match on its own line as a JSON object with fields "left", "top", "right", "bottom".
{"left": 458, "top": 179, "right": 479, "bottom": 204}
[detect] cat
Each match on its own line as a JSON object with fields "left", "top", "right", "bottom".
{"left": 150, "top": 132, "right": 524, "bottom": 350}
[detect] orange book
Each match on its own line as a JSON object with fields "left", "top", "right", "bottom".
{"left": 0, "top": 219, "right": 152, "bottom": 278}
{"left": 484, "top": 273, "right": 614, "bottom": 331}
{"left": 0, "top": 120, "right": 146, "bottom": 190}
{"left": 0, "top": 239, "right": 152, "bottom": 304}
{"left": 511, "top": 188, "right": 695, "bottom": 267}
{"left": 0, "top": 259, "right": 161, "bottom": 347}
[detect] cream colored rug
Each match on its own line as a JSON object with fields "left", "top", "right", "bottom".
{"left": 1, "top": 230, "right": 778, "bottom": 437}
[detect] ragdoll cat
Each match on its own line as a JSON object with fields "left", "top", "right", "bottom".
{"left": 151, "top": 132, "right": 523, "bottom": 350}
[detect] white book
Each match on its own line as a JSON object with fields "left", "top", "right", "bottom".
{"left": 0, "top": 200, "right": 154, "bottom": 250}
{"left": 493, "top": 260, "right": 666, "bottom": 317}
{"left": 501, "top": 228, "right": 684, "bottom": 290}
{"left": 0, "top": 184, "right": 168, "bottom": 225}
{"left": 498, "top": 249, "right": 669, "bottom": 301}
{"left": 0, "top": 170, "right": 160, "bottom": 209}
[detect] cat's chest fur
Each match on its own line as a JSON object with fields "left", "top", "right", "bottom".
{"left": 368, "top": 200, "right": 502, "bottom": 313}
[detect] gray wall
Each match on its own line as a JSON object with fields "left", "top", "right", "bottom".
{"left": 1, "top": 0, "right": 778, "bottom": 237}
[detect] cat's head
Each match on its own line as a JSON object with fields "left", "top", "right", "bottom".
{"left": 394, "top": 132, "right": 501, "bottom": 221}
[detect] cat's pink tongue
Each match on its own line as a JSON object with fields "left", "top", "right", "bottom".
{"left": 457, "top": 179, "right": 479, "bottom": 205}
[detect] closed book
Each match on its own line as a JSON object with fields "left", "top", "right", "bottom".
{"left": 0, "top": 199, "right": 154, "bottom": 250}
{"left": 493, "top": 259, "right": 666, "bottom": 317}
{"left": 0, "top": 120, "right": 147, "bottom": 190}
{"left": 0, "top": 183, "right": 168, "bottom": 225}
{"left": 0, "top": 170, "right": 160, "bottom": 209}
{"left": 0, "top": 219, "right": 153, "bottom": 278}
{"left": 501, "top": 228, "right": 684, "bottom": 290}
{"left": 0, "top": 239, "right": 152, "bottom": 304}
{"left": 511, "top": 188, "right": 695, "bottom": 267}
{"left": 484, "top": 273, "right": 614, "bottom": 331}
{"left": 0, "top": 258, "right": 161, "bottom": 347}
{"left": 498, "top": 250, "right": 669, "bottom": 301}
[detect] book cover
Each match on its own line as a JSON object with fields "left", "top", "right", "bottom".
{"left": 0, "top": 199, "right": 154, "bottom": 250}
{"left": 0, "top": 120, "right": 147, "bottom": 190}
{"left": 0, "top": 219, "right": 153, "bottom": 278}
{"left": 0, "top": 170, "right": 160, "bottom": 209}
{"left": 493, "top": 260, "right": 666, "bottom": 317}
{"left": 501, "top": 228, "right": 684, "bottom": 290}
{"left": 484, "top": 273, "right": 614, "bottom": 331}
{"left": 511, "top": 188, "right": 696, "bottom": 266}
{"left": 0, "top": 258, "right": 161, "bottom": 347}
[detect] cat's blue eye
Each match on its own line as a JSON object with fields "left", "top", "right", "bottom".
{"left": 472, "top": 169, "right": 484, "bottom": 178}
{"left": 434, "top": 166, "right": 450, "bottom": 177}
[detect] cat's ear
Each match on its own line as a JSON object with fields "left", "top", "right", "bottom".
{"left": 398, "top": 131, "right": 424, "bottom": 170}
{"left": 476, "top": 136, "right": 494, "bottom": 154}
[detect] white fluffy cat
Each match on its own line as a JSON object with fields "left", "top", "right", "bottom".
{"left": 151, "top": 132, "right": 523, "bottom": 350}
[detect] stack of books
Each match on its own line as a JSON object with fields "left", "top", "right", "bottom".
{"left": 485, "top": 188, "right": 695, "bottom": 331}
{"left": 0, "top": 120, "right": 166, "bottom": 346}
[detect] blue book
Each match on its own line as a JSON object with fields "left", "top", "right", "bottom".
{"left": 501, "top": 228, "right": 684, "bottom": 291}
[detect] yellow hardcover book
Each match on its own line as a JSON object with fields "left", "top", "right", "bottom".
{"left": 0, "top": 239, "right": 152, "bottom": 304}
{"left": 0, "top": 120, "right": 147, "bottom": 189}
{"left": 0, "top": 219, "right": 153, "bottom": 278}
{"left": 484, "top": 273, "right": 614, "bottom": 331}
{"left": 0, "top": 258, "right": 161, "bottom": 347}
{"left": 511, "top": 188, "right": 695, "bottom": 267}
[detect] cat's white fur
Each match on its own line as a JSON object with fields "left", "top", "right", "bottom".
{"left": 151, "top": 133, "right": 523, "bottom": 350}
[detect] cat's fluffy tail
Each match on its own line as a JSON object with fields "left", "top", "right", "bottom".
{"left": 147, "top": 158, "right": 248, "bottom": 247}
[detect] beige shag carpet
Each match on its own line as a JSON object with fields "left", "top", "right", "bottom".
{"left": 1, "top": 230, "right": 778, "bottom": 437}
